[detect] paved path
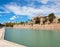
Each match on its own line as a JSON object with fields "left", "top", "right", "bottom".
{"left": 0, "top": 40, "right": 26, "bottom": 47}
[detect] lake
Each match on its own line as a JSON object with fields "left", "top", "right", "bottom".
{"left": 4, "top": 28, "right": 60, "bottom": 47}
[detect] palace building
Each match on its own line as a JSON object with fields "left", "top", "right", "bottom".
{"left": 31, "top": 15, "right": 58, "bottom": 25}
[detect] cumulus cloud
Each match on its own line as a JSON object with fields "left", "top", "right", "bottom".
{"left": 4, "top": 3, "right": 42, "bottom": 18}
{"left": 1, "top": 0, "right": 59, "bottom": 20}
{"left": 10, "top": 16, "right": 17, "bottom": 20}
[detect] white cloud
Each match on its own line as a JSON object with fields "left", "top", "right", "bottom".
{"left": 4, "top": 3, "right": 42, "bottom": 18}
{"left": 10, "top": 16, "right": 17, "bottom": 20}
{"left": 2, "top": 0, "right": 60, "bottom": 19}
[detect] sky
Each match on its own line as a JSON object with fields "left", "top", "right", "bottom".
{"left": 0, "top": 0, "right": 60, "bottom": 23}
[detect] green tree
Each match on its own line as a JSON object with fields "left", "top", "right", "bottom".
{"left": 28, "top": 19, "right": 32, "bottom": 22}
{"left": 48, "top": 13, "right": 56, "bottom": 23}
{"left": 20, "top": 22, "right": 25, "bottom": 24}
{"left": 4, "top": 22, "right": 14, "bottom": 27}
{"left": 43, "top": 17, "right": 47, "bottom": 24}
{"left": 35, "top": 17, "right": 40, "bottom": 24}
{"left": 58, "top": 18, "right": 60, "bottom": 23}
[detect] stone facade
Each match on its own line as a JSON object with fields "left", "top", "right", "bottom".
{"left": 32, "top": 15, "right": 58, "bottom": 25}
{"left": 53, "top": 17, "right": 58, "bottom": 24}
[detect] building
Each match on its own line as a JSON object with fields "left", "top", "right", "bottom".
{"left": 31, "top": 15, "right": 58, "bottom": 25}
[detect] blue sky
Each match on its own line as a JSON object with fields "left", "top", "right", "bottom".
{"left": 0, "top": 0, "right": 60, "bottom": 23}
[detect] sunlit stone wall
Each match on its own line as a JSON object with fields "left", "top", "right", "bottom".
{"left": 0, "top": 28, "right": 5, "bottom": 40}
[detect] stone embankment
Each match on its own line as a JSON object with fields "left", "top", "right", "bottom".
{"left": 13, "top": 24, "right": 60, "bottom": 30}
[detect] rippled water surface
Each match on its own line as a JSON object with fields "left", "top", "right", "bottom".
{"left": 5, "top": 28, "right": 60, "bottom": 47}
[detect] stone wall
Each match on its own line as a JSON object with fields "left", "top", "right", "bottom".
{"left": 0, "top": 28, "right": 5, "bottom": 40}
{"left": 32, "top": 15, "right": 58, "bottom": 25}
{"left": 13, "top": 24, "right": 60, "bottom": 30}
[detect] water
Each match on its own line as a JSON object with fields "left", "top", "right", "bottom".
{"left": 4, "top": 28, "right": 60, "bottom": 47}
